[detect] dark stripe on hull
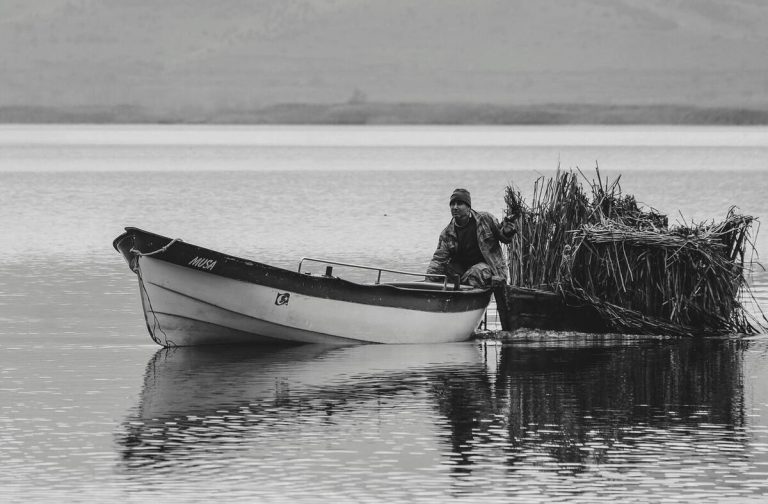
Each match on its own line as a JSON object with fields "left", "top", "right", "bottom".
{"left": 115, "top": 227, "right": 491, "bottom": 313}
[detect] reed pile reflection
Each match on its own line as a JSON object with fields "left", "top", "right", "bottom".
{"left": 116, "top": 337, "right": 762, "bottom": 502}
{"left": 468, "top": 338, "right": 745, "bottom": 474}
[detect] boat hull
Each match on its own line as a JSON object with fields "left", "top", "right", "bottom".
{"left": 495, "top": 286, "right": 607, "bottom": 333}
{"left": 115, "top": 228, "right": 492, "bottom": 346}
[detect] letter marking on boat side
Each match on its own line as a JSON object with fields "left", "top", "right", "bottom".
{"left": 275, "top": 292, "right": 290, "bottom": 306}
{"left": 188, "top": 256, "right": 217, "bottom": 271}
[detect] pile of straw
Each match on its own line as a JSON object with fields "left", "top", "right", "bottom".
{"left": 504, "top": 168, "right": 763, "bottom": 336}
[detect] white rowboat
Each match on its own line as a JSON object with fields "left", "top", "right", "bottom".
{"left": 114, "top": 227, "right": 492, "bottom": 347}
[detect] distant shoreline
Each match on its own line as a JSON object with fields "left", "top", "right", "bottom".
{"left": 2, "top": 102, "right": 768, "bottom": 125}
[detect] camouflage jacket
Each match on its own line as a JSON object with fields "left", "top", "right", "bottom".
{"left": 426, "top": 210, "right": 513, "bottom": 281}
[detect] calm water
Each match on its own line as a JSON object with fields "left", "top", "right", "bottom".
{"left": 2, "top": 125, "right": 768, "bottom": 502}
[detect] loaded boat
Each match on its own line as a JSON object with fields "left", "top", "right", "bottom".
{"left": 113, "top": 227, "right": 492, "bottom": 347}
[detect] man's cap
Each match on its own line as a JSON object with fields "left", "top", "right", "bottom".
{"left": 450, "top": 188, "right": 471, "bottom": 207}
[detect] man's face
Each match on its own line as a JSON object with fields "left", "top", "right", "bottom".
{"left": 450, "top": 200, "right": 471, "bottom": 221}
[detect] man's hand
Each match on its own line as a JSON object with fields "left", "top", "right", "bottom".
{"left": 501, "top": 217, "right": 516, "bottom": 237}
{"left": 491, "top": 275, "right": 506, "bottom": 287}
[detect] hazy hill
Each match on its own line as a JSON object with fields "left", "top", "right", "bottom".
{"left": 2, "top": 0, "right": 767, "bottom": 123}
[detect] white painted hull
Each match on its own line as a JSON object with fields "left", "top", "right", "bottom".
{"left": 137, "top": 256, "right": 488, "bottom": 346}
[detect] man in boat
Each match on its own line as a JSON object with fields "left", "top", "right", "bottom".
{"left": 426, "top": 188, "right": 516, "bottom": 288}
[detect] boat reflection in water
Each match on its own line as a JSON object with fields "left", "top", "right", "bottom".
{"left": 117, "top": 336, "right": 758, "bottom": 501}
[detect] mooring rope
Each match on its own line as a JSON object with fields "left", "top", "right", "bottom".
{"left": 134, "top": 257, "right": 175, "bottom": 347}
{"left": 130, "top": 238, "right": 181, "bottom": 347}
{"left": 130, "top": 237, "right": 182, "bottom": 257}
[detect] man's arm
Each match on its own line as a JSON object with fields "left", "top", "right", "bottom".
{"left": 426, "top": 233, "right": 453, "bottom": 281}
{"left": 488, "top": 213, "right": 516, "bottom": 244}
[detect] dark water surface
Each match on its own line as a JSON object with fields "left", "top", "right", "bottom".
{"left": 2, "top": 125, "right": 768, "bottom": 502}
{"left": 2, "top": 333, "right": 768, "bottom": 502}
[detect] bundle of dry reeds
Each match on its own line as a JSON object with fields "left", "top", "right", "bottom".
{"left": 587, "top": 169, "right": 668, "bottom": 230}
{"left": 505, "top": 170, "right": 589, "bottom": 288}
{"left": 504, "top": 168, "right": 762, "bottom": 336}
{"left": 565, "top": 213, "right": 756, "bottom": 335}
